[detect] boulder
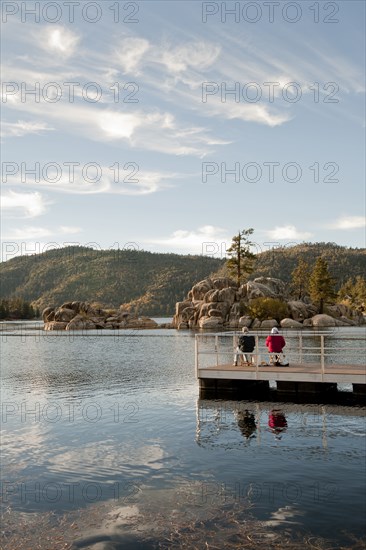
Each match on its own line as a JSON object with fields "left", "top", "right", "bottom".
{"left": 238, "top": 315, "right": 252, "bottom": 328}
{"left": 335, "top": 319, "right": 352, "bottom": 327}
{"left": 42, "top": 307, "right": 54, "bottom": 322}
{"left": 204, "top": 289, "right": 220, "bottom": 303}
{"left": 311, "top": 314, "right": 337, "bottom": 327}
{"left": 280, "top": 318, "right": 303, "bottom": 328}
{"left": 251, "top": 318, "right": 262, "bottom": 329}
{"left": 191, "top": 279, "right": 213, "bottom": 301}
{"left": 253, "top": 277, "right": 287, "bottom": 298}
{"left": 54, "top": 308, "right": 76, "bottom": 323}
{"left": 198, "top": 316, "right": 223, "bottom": 329}
{"left": 303, "top": 318, "right": 313, "bottom": 327}
{"left": 246, "top": 281, "right": 276, "bottom": 300}
{"left": 217, "top": 287, "right": 237, "bottom": 305}
{"left": 66, "top": 315, "right": 96, "bottom": 330}
{"left": 339, "top": 316, "right": 356, "bottom": 326}
{"left": 44, "top": 321, "right": 68, "bottom": 331}
{"left": 208, "top": 309, "right": 223, "bottom": 318}
{"left": 287, "top": 301, "right": 316, "bottom": 322}
{"left": 212, "top": 277, "right": 237, "bottom": 289}
{"left": 180, "top": 307, "right": 196, "bottom": 321}
{"left": 227, "top": 319, "right": 240, "bottom": 329}
{"left": 238, "top": 284, "right": 247, "bottom": 299}
{"left": 60, "top": 302, "right": 74, "bottom": 310}
{"left": 175, "top": 301, "right": 193, "bottom": 316}
{"left": 212, "top": 301, "right": 231, "bottom": 319}
{"left": 230, "top": 302, "right": 241, "bottom": 315}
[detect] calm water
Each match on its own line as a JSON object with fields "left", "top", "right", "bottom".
{"left": 1, "top": 323, "right": 365, "bottom": 548}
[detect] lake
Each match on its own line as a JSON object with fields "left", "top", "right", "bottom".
{"left": 1, "top": 323, "right": 365, "bottom": 549}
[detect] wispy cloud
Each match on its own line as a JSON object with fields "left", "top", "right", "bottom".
{"left": 1, "top": 120, "right": 54, "bottom": 138}
{"left": 267, "top": 225, "right": 313, "bottom": 240}
{"left": 1, "top": 191, "right": 49, "bottom": 218}
{"left": 115, "top": 37, "right": 150, "bottom": 74}
{"left": 147, "top": 225, "right": 229, "bottom": 254}
{"left": 329, "top": 216, "right": 366, "bottom": 230}
{"left": 3, "top": 167, "right": 176, "bottom": 196}
{"left": 37, "top": 26, "right": 81, "bottom": 58}
{"left": 3, "top": 91, "right": 225, "bottom": 156}
{"left": 3, "top": 225, "right": 82, "bottom": 240}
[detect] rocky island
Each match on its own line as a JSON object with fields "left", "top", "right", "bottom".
{"left": 172, "top": 276, "right": 365, "bottom": 329}
{"left": 42, "top": 301, "right": 166, "bottom": 330}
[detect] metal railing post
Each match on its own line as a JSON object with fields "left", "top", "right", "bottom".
{"left": 215, "top": 334, "right": 219, "bottom": 367}
{"left": 320, "top": 335, "right": 325, "bottom": 380}
{"left": 195, "top": 335, "right": 199, "bottom": 378}
{"left": 255, "top": 335, "right": 259, "bottom": 378}
{"left": 299, "top": 332, "right": 303, "bottom": 364}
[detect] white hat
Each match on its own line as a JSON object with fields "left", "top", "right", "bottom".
{"left": 271, "top": 327, "right": 279, "bottom": 334}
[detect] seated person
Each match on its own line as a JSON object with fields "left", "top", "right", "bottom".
{"left": 233, "top": 327, "right": 255, "bottom": 366}
{"left": 265, "top": 327, "right": 289, "bottom": 366}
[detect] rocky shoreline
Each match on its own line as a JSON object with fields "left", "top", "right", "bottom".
{"left": 41, "top": 277, "right": 364, "bottom": 331}
{"left": 172, "top": 277, "right": 365, "bottom": 330}
{"left": 42, "top": 302, "right": 172, "bottom": 330}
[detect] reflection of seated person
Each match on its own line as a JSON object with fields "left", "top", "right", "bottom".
{"left": 268, "top": 409, "right": 287, "bottom": 439}
{"left": 236, "top": 409, "right": 256, "bottom": 440}
{"left": 265, "top": 328, "right": 289, "bottom": 366}
{"left": 233, "top": 327, "right": 255, "bottom": 366}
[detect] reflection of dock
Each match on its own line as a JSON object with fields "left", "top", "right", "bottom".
{"left": 195, "top": 333, "right": 366, "bottom": 400}
{"left": 195, "top": 399, "right": 366, "bottom": 449}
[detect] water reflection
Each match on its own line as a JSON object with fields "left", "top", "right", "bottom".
{"left": 196, "top": 398, "right": 365, "bottom": 450}
{"left": 268, "top": 409, "right": 288, "bottom": 440}
{"left": 235, "top": 409, "right": 257, "bottom": 441}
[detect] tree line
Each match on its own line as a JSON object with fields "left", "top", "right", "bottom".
{"left": 0, "top": 298, "right": 40, "bottom": 320}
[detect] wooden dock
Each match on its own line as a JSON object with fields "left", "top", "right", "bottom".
{"left": 198, "top": 362, "right": 366, "bottom": 384}
{"left": 195, "top": 332, "right": 366, "bottom": 400}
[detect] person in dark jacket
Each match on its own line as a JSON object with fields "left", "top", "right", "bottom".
{"left": 233, "top": 327, "right": 255, "bottom": 366}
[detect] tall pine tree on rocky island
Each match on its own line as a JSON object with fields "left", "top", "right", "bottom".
{"left": 226, "top": 229, "right": 256, "bottom": 286}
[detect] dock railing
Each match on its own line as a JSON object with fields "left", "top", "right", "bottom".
{"left": 195, "top": 331, "right": 366, "bottom": 380}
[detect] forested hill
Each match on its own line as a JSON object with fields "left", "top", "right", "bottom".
{"left": 0, "top": 247, "right": 224, "bottom": 316}
{"left": 0, "top": 243, "right": 365, "bottom": 316}
{"left": 211, "top": 242, "right": 365, "bottom": 285}
{"left": 252, "top": 242, "right": 365, "bottom": 283}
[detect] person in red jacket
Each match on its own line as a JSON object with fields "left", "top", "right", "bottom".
{"left": 265, "top": 327, "right": 288, "bottom": 365}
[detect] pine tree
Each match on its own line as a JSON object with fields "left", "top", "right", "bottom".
{"left": 291, "top": 258, "right": 311, "bottom": 300}
{"left": 226, "top": 229, "right": 256, "bottom": 286}
{"left": 338, "top": 275, "right": 366, "bottom": 311}
{"left": 309, "top": 257, "right": 336, "bottom": 313}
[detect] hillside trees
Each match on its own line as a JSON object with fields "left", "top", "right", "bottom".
{"left": 309, "top": 257, "right": 336, "bottom": 313}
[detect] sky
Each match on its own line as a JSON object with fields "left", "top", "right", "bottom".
{"left": 1, "top": 0, "right": 365, "bottom": 262}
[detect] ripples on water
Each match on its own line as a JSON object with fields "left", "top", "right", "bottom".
{"left": 1, "top": 325, "right": 365, "bottom": 548}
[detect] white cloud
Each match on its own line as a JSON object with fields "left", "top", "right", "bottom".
{"left": 1, "top": 120, "right": 54, "bottom": 138}
{"left": 42, "top": 26, "right": 80, "bottom": 58}
{"left": 267, "top": 225, "right": 313, "bottom": 240}
{"left": 157, "top": 42, "right": 221, "bottom": 73}
{"left": 116, "top": 37, "right": 150, "bottom": 73}
{"left": 1, "top": 191, "right": 49, "bottom": 218}
{"left": 2, "top": 166, "right": 175, "bottom": 196}
{"left": 3, "top": 225, "right": 82, "bottom": 240}
{"left": 99, "top": 111, "right": 143, "bottom": 140}
{"left": 329, "top": 216, "right": 366, "bottom": 230}
{"left": 147, "top": 225, "right": 229, "bottom": 254}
